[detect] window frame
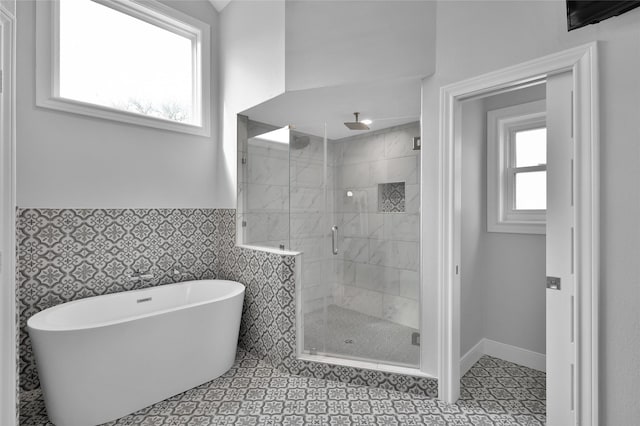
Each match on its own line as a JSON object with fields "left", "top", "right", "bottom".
{"left": 487, "top": 100, "right": 546, "bottom": 234}
{"left": 36, "top": 0, "right": 211, "bottom": 136}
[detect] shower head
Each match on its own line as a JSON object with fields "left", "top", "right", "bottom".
{"left": 291, "top": 135, "right": 310, "bottom": 150}
{"left": 344, "top": 112, "right": 370, "bottom": 131}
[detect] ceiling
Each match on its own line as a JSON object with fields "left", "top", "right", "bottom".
{"left": 209, "top": 0, "right": 232, "bottom": 12}
{"left": 241, "top": 78, "right": 422, "bottom": 140}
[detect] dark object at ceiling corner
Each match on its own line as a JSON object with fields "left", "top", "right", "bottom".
{"left": 566, "top": 0, "right": 640, "bottom": 31}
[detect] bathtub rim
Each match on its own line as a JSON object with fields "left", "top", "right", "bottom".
{"left": 27, "top": 279, "right": 245, "bottom": 332}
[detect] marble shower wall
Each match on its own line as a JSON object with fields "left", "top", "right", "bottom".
{"left": 332, "top": 122, "right": 421, "bottom": 328}
{"left": 17, "top": 208, "right": 218, "bottom": 392}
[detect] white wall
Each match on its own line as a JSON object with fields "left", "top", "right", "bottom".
{"left": 218, "top": 0, "right": 435, "bottom": 209}
{"left": 461, "top": 85, "right": 546, "bottom": 357}
{"left": 422, "top": 2, "right": 640, "bottom": 423}
{"left": 220, "top": 0, "right": 285, "bottom": 115}
{"left": 284, "top": 0, "right": 436, "bottom": 91}
{"left": 218, "top": 0, "right": 286, "bottom": 208}
{"left": 16, "top": 0, "right": 221, "bottom": 208}
{"left": 1, "top": 0, "right": 14, "bottom": 16}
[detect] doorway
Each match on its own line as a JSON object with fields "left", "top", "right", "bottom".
{"left": 459, "top": 82, "right": 547, "bottom": 380}
{"left": 436, "top": 43, "right": 599, "bottom": 426}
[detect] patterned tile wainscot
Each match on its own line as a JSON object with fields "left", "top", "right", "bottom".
{"left": 17, "top": 208, "right": 218, "bottom": 392}
{"left": 17, "top": 208, "right": 436, "bottom": 401}
{"left": 214, "top": 209, "right": 438, "bottom": 397}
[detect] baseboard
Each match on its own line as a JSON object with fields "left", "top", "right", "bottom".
{"left": 460, "top": 338, "right": 546, "bottom": 374}
{"left": 460, "top": 340, "right": 485, "bottom": 376}
{"left": 483, "top": 339, "right": 546, "bottom": 372}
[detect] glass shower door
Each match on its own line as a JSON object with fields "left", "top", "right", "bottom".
{"left": 287, "top": 123, "right": 331, "bottom": 357}
{"left": 320, "top": 120, "right": 421, "bottom": 368}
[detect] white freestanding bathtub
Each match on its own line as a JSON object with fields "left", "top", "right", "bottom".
{"left": 27, "top": 279, "right": 245, "bottom": 426}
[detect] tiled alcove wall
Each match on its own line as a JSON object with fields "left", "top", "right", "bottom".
{"left": 17, "top": 208, "right": 437, "bottom": 397}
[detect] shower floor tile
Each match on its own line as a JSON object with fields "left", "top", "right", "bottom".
{"left": 20, "top": 350, "right": 545, "bottom": 426}
{"left": 304, "top": 304, "right": 420, "bottom": 366}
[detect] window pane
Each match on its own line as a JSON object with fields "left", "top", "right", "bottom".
{"left": 515, "top": 128, "right": 546, "bottom": 167}
{"left": 59, "top": 0, "right": 195, "bottom": 123}
{"left": 515, "top": 171, "right": 546, "bottom": 210}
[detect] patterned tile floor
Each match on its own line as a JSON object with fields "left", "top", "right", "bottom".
{"left": 20, "top": 350, "right": 546, "bottom": 426}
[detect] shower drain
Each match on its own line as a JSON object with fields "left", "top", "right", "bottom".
{"left": 344, "top": 339, "right": 354, "bottom": 344}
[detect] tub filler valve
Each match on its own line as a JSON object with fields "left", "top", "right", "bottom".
{"left": 128, "top": 269, "right": 154, "bottom": 284}
{"left": 172, "top": 268, "right": 188, "bottom": 279}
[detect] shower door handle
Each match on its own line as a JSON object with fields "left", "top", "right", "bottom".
{"left": 331, "top": 226, "right": 338, "bottom": 255}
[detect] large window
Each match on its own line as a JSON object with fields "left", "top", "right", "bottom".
{"left": 36, "top": 0, "right": 211, "bottom": 136}
{"left": 487, "top": 100, "right": 546, "bottom": 234}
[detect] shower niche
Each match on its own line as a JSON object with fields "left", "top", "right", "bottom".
{"left": 237, "top": 92, "right": 422, "bottom": 370}
{"left": 378, "top": 182, "right": 406, "bottom": 213}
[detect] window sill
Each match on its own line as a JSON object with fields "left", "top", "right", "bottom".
{"left": 36, "top": 96, "right": 211, "bottom": 137}
{"left": 487, "top": 220, "right": 545, "bottom": 235}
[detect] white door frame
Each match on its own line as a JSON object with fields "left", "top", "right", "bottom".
{"left": 437, "top": 43, "right": 599, "bottom": 425}
{"left": 0, "top": 4, "right": 16, "bottom": 426}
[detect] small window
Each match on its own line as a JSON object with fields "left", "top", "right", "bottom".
{"left": 487, "top": 100, "right": 546, "bottom": 234}
{"left": 36, "top": 0, "right": 211, "bottom": 136}
{"left": 512, "top": 127, "right": 547, "bottom": 211}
